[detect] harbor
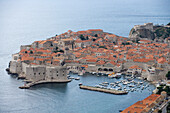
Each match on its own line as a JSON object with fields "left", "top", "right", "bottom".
{"left": 69, "top": 72, "right": 154, "bottom": 94}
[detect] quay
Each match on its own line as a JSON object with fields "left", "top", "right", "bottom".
{"left": 19, "top": 79, "right": 71, "bottom": 89}
{"left": 79, "top": 85, "right": 128, "bottom": 95}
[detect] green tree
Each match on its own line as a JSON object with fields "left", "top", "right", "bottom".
{"left": 92, "top": 39, "right": 96, "bottom": 41}
{"left": 167, "top": 102, "right": 170, "bottom": 113}
{"left": 79, "top": 35, "right": 86, "bottom": 40}
{"left": 166, "top": 71, "right": 170, "bottom": 80}
{"left": 99, "top": 46, "right": 107, "bottom": 49}
{"left": 59, "top": 50, "right": 64, "bottom": 53}
{"left": 86, "top": 36, "right": 89, "bottom": 40}
{"left": 158, "top": 110, "right": 162, "bottom": 113}
{"left": 56, "top": 47, "right": 58, "bottom": 50}
{"left": 167, "top": 22, "right": 170, "bottom": 26}
{"left": 94, "top": 34, "right": 98, "bottom": 37}
{"left": 30, "top": 51, "right": 33, "bottom": 54}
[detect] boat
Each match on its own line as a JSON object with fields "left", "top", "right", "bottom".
{"left": 108, "top": 72, "right": 116, "bottom": 78}
{"left": 128, "top": 85, "right": 135, "bottom": 87}
{"left": 79, "top": 83, "right": 83, "bottom": 86}
{"left": 78, "top": 71, "right": 83, "bottom": 76}
{"left": 110, "top": 83, "right": 115, "bottom": 85}
{"left": 95, "top": 85, "right": 101, "bottom": 88}
{"left": 127, "top": 78, "right": 133, "bottom": 81}
{"left": 102, "top": 82, "right": 109, "bottom": 84}
{"left": 123, "top": 82, "right": 128, "bottom": 85}
{"left": 118, "top": 87, "right": 122, "bottom": 90}
{"left": 100, "top": 83, "right": 108, "bottom": 86}
{"left": 75, "top": 77, "right": 80, "bottom": 80}
{"left": 140, "top": 82, "right": 143, "bottom": 84}
{"left": 69, "top": 77, "right": 75, "bottom": 79}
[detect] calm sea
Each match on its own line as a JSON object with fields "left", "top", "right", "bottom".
{"left": 0, "top": 0, "right": 170, "bottom": 113}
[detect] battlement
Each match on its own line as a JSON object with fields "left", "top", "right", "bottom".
{"left": 134, "top": 23, "right": 153, "bottom": 31}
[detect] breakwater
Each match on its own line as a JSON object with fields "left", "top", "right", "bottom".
{"left": 79, "top": 85, "right": 128, "bottom": 95}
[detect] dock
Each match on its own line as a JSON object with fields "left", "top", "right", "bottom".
{"left": 19, "top": 79, "right": 71, "bottom": 89}
{"left": 79, "top": 85, "right": 128, "bottom": 95}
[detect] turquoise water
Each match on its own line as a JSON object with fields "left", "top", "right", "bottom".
{"left": 0, "top": 0, "right": 170, "bottom": 113}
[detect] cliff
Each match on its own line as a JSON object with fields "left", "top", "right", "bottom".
{"left": 129, "top": 23, "right": 170, "bottom": 42}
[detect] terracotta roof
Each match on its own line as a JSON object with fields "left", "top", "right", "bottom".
{"left": 129, "top": 65, "right": 141, "bottom": 69}
{"left": 121, "top": 94, "right": 161, "bottom": 113}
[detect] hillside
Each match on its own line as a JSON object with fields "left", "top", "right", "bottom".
{"left": 129, "top": 23, "right": 170, "bottom": 42}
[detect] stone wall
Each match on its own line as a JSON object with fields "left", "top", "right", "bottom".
{"left": 25, "top": 65, "right": 46, "bottom": 82}
{"left": 20, "top": 45, "right": 31, "bottom": 51}
{"left": 9, "top": 61, "right": 22, "bottom": 74}
{"left": 46, "top": 66, "right": 67, "bottom": 81}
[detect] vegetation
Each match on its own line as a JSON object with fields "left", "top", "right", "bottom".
{"left": 99, "top": 46, "right": 107, "bottom": 49}
{"left": 158, "top": 110, "right": 162, "bottom": 113}
{"left": 53, "top": 49, "right": 64, "bottom": 53}
{"left": 122, "top": 42, "right": 130, "bottom": 45}
{"left": 56, "top": 46, "right": 58, "bottom": 50}
{"left": 86, "top": 36, "right": 89, "bottom": 40}
{"left": 79, "top": 35, "right": 86, "bottom": 40}
{"left": 167, "top": 102, "right": 170, "bottom": 113}
{"left": 155, "top": 28, "right": 165, "bottom": 37}
{"left": 59, "top": 50, "right": 64, "bottom": 53}
{"left": 167, "top": 22, "right": 170, "bottom": 26}
{"left": 156, "top": 85, "right": 170, "bottom": 96}
{"left": 94, "top": 34, "right": 98, "bottom": 37}
{"left": 30, "top": 51, "right": 33, "bottom": 54}
{"left": 154, "top": 27, "right": 170, "bottom": 39}
{"left": 166, "top": 71, "right": 170, "bottom": 80}
{"left": 92, "top": 39, "right": 96, "bottom": 41}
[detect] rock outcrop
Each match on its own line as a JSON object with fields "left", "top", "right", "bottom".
{"left": 129, "top": 23, "right": 170, "bottom": 43}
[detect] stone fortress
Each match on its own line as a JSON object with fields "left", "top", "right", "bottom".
{"left": 9, "top": 53, "right": 70, "bottom": 84}
{"left": 134, "top": 23, "right": 154, "bottom": 31}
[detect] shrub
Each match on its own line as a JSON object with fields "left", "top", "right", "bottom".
{"left": 79, "top": 35, "right": 86, "bottom": 40}
{"left": 94, "top": 34, "right": 98, "bottom": 37}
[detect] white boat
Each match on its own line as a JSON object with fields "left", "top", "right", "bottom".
{"left": 95, "top": 85, "right": 100, "bottom": 88}
{"left": 123, "top": 82, "right": 128, "bottom": 85}
{"left": 69, "top": 77, "right": 74, "bottom": 79}
{"left": 79, "top": 83, "right": 82, "bottom": 86}
{"left": 110, "top": 83, "right": 115, "bottom": 85}
{"left": 75, "top": 77, "right": 80, "bottom": 80}
{"left": 128, "top": 85, "right": 135, "bottom": 87}
{"left": 78, "top": 72, "right": 83, "bottom": 76}
{"left": 102, "top": 82, "right": 109, "bottom": 84}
